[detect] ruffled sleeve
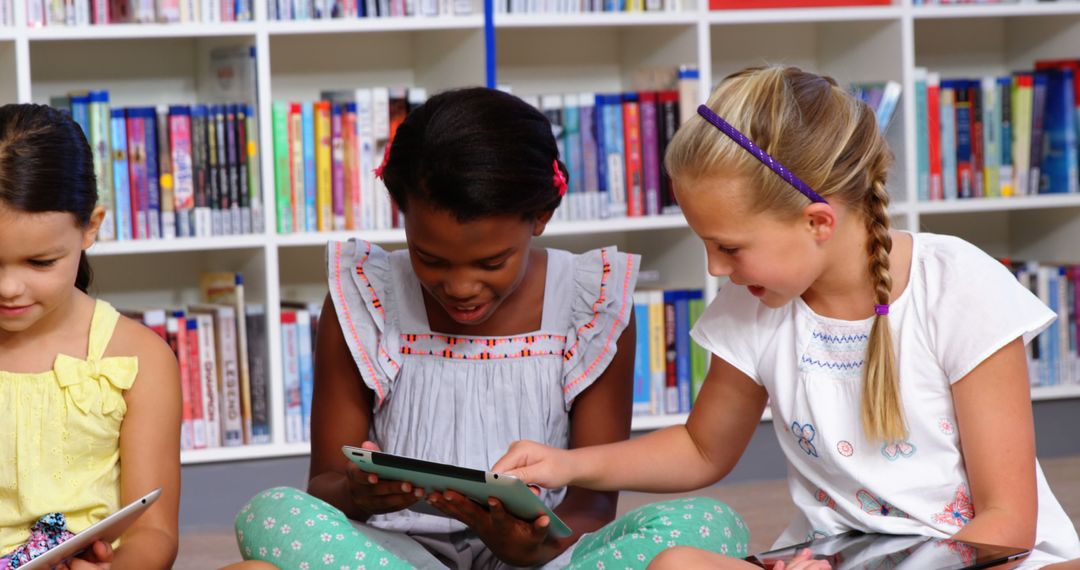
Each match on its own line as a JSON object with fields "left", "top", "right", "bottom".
{"left": 561, "top": 247, "right": 640, "bottom": 409}
{"left": 326, "top": 239, "right": 402, "bottom": 408}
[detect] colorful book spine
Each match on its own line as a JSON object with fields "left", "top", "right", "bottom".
{"left": 1012, "top": 73, "right": 1034, "bottom": 196}
{"left": 194, "top": 312, "right": 221, "bottom": 447}
{"left": 274, "top": 102, "right": 295, "bottom": 234}
{"left": 142, "top": 107, "right": 162, "bottom": 239}
{"left": 622, "top": 93, "right": 644, "bottom": 218}
{"left": 639, "top": 91, "right": 661, "bottom": 217}
{"left": 939, "top": 84, "right": 958, "bottom": 200}
{"left": 280, "top": 310, "right": 303, "bottom": 443}
{"left": 688, "top": 292, "right": 707, "bottom": 403}
{"left": 632, "top": 293, "right": 651, "bottom": 415}
{"left": 295, "top": 309, "right": 314, "bottom": 441}
{"left": 314, "top": 100, "right": 332, "bottom": 231}
{"left": 287, "top": 103, "right": 304, "bottom": 233}
{"left": 1030, "top": 71, "right": 1049, "bottom": 194}
{"left": 186, "top": 317, "right": 207, "bottom": 449}
{"left": 647, "top": 290, "right": 665, "bottom": 416}
{"left": 601, "top": 93, "right": 626, "bottom": 218}
{"left": 246, "top": 104, "right": 264, "bottom": 234}
{"left": 563, "top": 95, "right": 583, "bottom": 220}
{"left": 592, "top": 94, "right": 608, "bottom": 220}
{"left": 658, "top": 90, "right": 680, "bottom": 213}
{"left": 914, "top": 69, "right": 930, "bottom": 202}
{"left": 192, "top": 105, "right": 213, "bottom": 237}
{"left": 674, "top": 290, "right": 691, "bottom": 413}
{"left": 156, "top": 106, "right": 176, "bottom": 240}
{"left": 236, "top": 104, "right": 251, "bottom": 234}
{"left": 125, "top": 108, "right": 149, "bottom": 240}
{"left": 246, "top": 305, "right": 271, "bottom": 444}
{"left": 225, "top": 104, "right": 242, "bottom": 234}
{"left": 579, "top": 93, "right": 599, "bottom": 222}
{"left": 998, "top": 76, "right": 1015, "bottom": 198}
{"left": 662, "top": 290, "right": 678, "bottom": 414}
{"left": 926, "top": 73, "right": 942, "bottom": 201}
{"left": 111, "top": 109, "right": 132, "bottom": 241}
{"left": 215, "top": 106, "right": 233, "bottom": 235}
{"left": 88, "top": 91, "right": 115, "bottom": 242}
{"left": 167, "top": 313, "right": 194, "bottom": 450}
{"left": 331, "top": 103, "right": 346, "bottom": 231}
{"left": 355, "top": 89, "right": 376, "bottom": 232}
{"left": 343, "top": 103, "right": 360, "bottom": 231}
{"left": 981, "top": 77, "right": 1000, "bottom": 199}
{"left": 207, "top": 105, "right": 222, "bottom": 235}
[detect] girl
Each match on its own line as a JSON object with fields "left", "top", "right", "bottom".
{"left": 235, "top": 87, "right": 749, "bottom": 569}
{"left": 0, "top": 103, "right": 180, "bottom": 569}
{"left": 493, "top": 66, "right": 1080, "bottom": 569}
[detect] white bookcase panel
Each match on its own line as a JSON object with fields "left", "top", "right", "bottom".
{"left": 88, "top": 248, "right": 269, "bottom": 308}
{"left": 914, "top": 14, "right": 1080, "bottom": 79}
{"left": 28, "top": 35, "right": 255, "bottom": 106}
{"left": 496, "top": 24, "right": 698, "bottom": 95}
{"left": 269, "top": 28, "right": 484, "bottom": 102}
{"left": 919, "top": 206, "right": 1080, "bottom": 264}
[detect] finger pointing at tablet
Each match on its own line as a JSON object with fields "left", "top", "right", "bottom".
{"left": 492, "top": 440, "right": 575, "bottom": 490}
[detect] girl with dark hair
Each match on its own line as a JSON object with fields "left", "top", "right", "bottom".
{"left": 0, "top": 103, "right": 180, "bottom": 569}
{"left": 234, "top": 88, "right": 747, "bottom": 569}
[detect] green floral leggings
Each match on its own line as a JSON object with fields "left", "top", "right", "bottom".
{"left": 235, "top": 487, "right": 750, "bottom": 569}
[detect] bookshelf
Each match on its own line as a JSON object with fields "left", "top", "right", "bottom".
{"left": 3, "top": 0, "right": 1078, "bottom": 466}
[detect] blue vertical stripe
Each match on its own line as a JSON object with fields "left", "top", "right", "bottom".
{"left": 484, "top": 0, "right": 496, "bottom": 88}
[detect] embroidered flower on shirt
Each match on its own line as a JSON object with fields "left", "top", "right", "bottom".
{"left": 932, "top": 483, "right": 973, "bottom": 527}
{"left": 938, "top": 417, "right": 955, "bottom": 435}
{"left": 880, "top": 440, "right": 916, "bottom": 461}
{"left": 791, "top": 422, "right": 819, "bottom": 457}
{"left": 856, "top": 489, "right": 909, "bottom": 518}
{"left": 837, "top": 440, "right": 854, "bottom": 457}
{"left": 815, "top": 489, "right": 837, "bottom": 510}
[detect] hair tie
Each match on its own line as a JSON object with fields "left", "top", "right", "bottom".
{"left": 874, "top": 304, "right": 889, "bottom": 316}
{"left": 373, "top": 141, "right": 392, "bottom": 180}
{"left": 552, "top": 160, "right": 568, "bottom": 197}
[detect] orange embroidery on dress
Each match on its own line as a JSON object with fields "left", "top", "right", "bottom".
{"left": 564, "top": 252, "right": 635, "bottom": 395}
{"left": 335, "top": 242, "right": 385, "bottom": 403}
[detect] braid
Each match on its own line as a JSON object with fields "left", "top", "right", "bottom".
{"left": 861, "top": 178, "right": 905, "bottom": 442}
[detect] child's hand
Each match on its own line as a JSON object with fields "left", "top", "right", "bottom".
{"left": 771, "top": 548, "right": 831, "bottom": 570}
{"left": 52, "top": 540, "right": 114, "bottom": 569}
{"left": 427, "top": 491, "right": 550, "bottom": 567}
{"left": 345, "top": 441, "right": 425, "bottom": 517}
{"left": 491, "top": 440, "right": 574, "bottom": 489}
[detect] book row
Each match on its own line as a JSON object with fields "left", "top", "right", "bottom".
{"left": 914, "top": 60, "right": 1080, "bottom": 201}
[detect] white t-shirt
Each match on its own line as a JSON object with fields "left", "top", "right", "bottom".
{"left": 691, "top": 232, "right": 1080, "bottom": 567}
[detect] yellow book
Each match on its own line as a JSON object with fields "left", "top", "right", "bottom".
{"left": 647, "top": 290, "right": 665, "bottom": 416}
{"left": 315, "top": 101, "right": 333, "bottom": 232}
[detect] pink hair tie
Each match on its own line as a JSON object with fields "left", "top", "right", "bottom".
{"left": 552, "top": 160, "right": 568, "bottom": 197}
{"left": 875, "top": 304, "right": 889, "bottom": 316}
{"left": 374, "top": 142, "right": 392, "bottom": 180}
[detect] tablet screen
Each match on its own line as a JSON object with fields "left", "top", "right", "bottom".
{"left": 746, "top": 532, "right": 1030, "bottom": 570}
{"left": 367, "top": 451, "right": 487, "bottom": 483}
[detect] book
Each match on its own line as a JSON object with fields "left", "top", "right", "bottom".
{"left": 200, "top": 272, "right": 255, "bottom": 444}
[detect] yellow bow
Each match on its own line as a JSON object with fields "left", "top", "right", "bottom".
{"left": 53, "top": 354, "right": 138, "bottom": 416}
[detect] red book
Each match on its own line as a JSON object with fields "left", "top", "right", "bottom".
{"left": 622, "top": 94, "right": 644, "bottom": 218}
{"left": 167, "top": 313, "right": 194, "bottom": 451}
{"left": 927, "top": 73, "right": 943, "bottom": 201}
{"left": 186, "top": 316, "right": 207, "bottom": 449}
{"left": 710, "top": 0, "right": 888, "bottom": 8}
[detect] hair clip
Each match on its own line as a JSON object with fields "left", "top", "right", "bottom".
{"left": 553, "top": 160, "right": 568, "bottom": 197}
{"left": 374, "top": 141, "right": 392, "bottom": 180}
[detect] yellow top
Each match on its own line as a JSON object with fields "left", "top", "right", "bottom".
{"left": 0, "top": 300, "right": 138, "bottom": 555}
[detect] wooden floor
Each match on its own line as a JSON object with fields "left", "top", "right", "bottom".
{"left": 176, "top": 455, "right": 1080, "bottom": 569}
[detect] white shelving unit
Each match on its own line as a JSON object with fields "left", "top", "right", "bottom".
{"left": 4, "top": 0, "right": 1079, "bottom": 466}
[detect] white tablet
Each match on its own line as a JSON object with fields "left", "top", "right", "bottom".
{"left": 342, "top": 446, "right": 572, "bottom": 538}
{"left": 20, "top": 488, "right": 162, "bottom": 570}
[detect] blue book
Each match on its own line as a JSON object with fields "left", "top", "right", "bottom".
{"left": 1030, "top": 72, "right": 1050, "bottom": 194}
{"left": 140, "top": 107, "right": 162, "bottom": 240}
{"left": 592, "top": 94, "right": 608, "bottom": 219}
{"left": 674, "top": 290, "right": 692, "bottom": 414}
{"left": 942, "top": 80, "right": 973, "bottom": 199}
{"left": 110, "top": 109, "right": 133, "bottom": 241}
{"left": 914, "top": 71, "right": 929, "bottom": 202}
{"left": 939, "top": 83, "right": 958, "bottom": 200}
{"left": 563, "top": 99, "right": 582, "bottom": 219}
{"left": 599, "top": 93, "right": 626, "bottom": 218}
{"left": 998, "top": 76, "right": 1014, "bottom": 197}
{"left": 1039, "top": 68, "right": 1078, "bottom": 194}
{"left": 70, "top": 93, "right": 91, "bottom": 141}
{"left": 632, "top": 296, "right": 651, "bottom": 415}
{"left": 295, "top": 309, "right": 315, "bottom": 441}
{"left": 302, "top": 101, "right": 317, "bottom": 233}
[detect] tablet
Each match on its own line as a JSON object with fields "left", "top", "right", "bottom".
{"left": 20, "top": 488, "right": 162, "bottom": 570}
{"left": 745, "top": 531, "right": 1030, "bottom": 570}
{"left": 342, "top": 446, "right": 572, "bottom": 538}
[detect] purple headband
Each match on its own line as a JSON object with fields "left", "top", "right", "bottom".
{"left": 696, "top": 105, "right": 828, "bottom": 205}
